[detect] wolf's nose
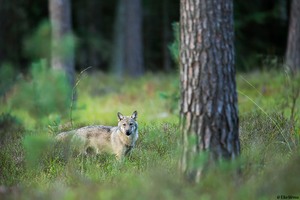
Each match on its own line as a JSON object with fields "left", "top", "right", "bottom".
{"left": 126, "top": 131, "right": 131, "bottom": 136}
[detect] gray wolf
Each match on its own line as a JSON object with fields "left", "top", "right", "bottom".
{"left": 56, "top": 111, "right": 138, "bottom": 160}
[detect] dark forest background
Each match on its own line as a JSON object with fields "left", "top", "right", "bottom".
{"left": 0, "top": 0, "right": 291, "bottom": 73}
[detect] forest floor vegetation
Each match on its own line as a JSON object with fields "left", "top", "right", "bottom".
{"left": 0, "top": 69, "right": 299, "bottom": 199}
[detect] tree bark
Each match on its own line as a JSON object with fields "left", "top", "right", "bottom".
{"left": 49, "top": 0, "right": 75, "bottom": 86}
{"left": 179, "top": 0, "right": 240, "bottom": 183}
{"left": 285, "top": 0, "right": 300, "bottom": 74}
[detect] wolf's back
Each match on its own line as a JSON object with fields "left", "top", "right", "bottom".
{"left": 55, "top": 131, "right": 74, "bottom": 141}
{"left": 55, "top": 125, "right": 113, "bottom": 141}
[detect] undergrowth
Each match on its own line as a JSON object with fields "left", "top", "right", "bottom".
{"left": 0, "top": 69, "right": 299, "bottom": 199}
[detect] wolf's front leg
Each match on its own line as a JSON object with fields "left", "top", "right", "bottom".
{"left": 115, "top": 153, "right": 122, "bottom": 161}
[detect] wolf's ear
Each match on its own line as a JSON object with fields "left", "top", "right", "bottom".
{"left": 131, "top": 111, "right": 138, "bottom": 120}
{"left": 117, "top": 112, "right": 124, "bottom": 121}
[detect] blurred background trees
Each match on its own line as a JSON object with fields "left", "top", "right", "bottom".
{"left": 0, "top": 0, "right": 293, "bottom": 75}
{"left": 49, "top": 0, "right": 75, "bottom": 86}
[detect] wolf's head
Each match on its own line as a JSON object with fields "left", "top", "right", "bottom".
{"left": 117, "top": 111, "right": 138, "bottom": 136}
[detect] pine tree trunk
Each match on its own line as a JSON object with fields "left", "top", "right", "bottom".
{"left": 87, "top": 1, "right": 102, "bottom": 70}
{"left": 162, "top": 0, "right": 171, "bottom": 72}
{"left": 179, "top": 0, "right": 240, "bottom": 183}
{"left": 285, "top": 0, "right": 300, "bottom": 74}
{"left": 124, "top": 0, "right": 144, "bottom": 77}
{"left": 112, "top": 0, "right": 125, "bottom": 76}
{"left": 112, "top": 0, "right": 144, "bottom": 77}
{"left": 49, "top": 0, "right": 75, "bottom": 86}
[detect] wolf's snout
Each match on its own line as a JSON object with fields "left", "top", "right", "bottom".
{"left": 126, "top": 130, "right": 131, "bottom": 136}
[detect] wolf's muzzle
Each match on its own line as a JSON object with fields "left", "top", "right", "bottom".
{"left": 126, "top": 130, "right": 131, "bottom": 136}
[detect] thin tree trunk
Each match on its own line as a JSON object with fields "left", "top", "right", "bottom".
{"left": 179, "top": 0, "right": 240, "bottom": 183}
{"left": 124, "top": 0, "right": 144, "bottom": 77}
{"left": 162, "top": 0, "right": 171, "bottom": 72}
{"left": 285, "top": 0, "right": 300, "bottom": 74}
{"left": 87, "top": 1, "right": 102, "bottom": 70}
{"left": 49, "top": 0, "right": 75, "bottom": 86}
{"left": 112, "top": 0, "right": 144, "bottom": 77}
{"left": 112, "top": 0, "right": 125, "bottom": 76}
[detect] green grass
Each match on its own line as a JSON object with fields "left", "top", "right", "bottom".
{"left": 0, "top": 69, "right": 299, "bottom": 199}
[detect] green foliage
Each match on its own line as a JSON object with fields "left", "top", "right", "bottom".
{"left": 0, "top": 63, "right": 16, "bottom": 98}
{"left": 10, "top": 60, "right": 72, "bottom": 123}
{"left": 22, "top": 133, "right": 54, "bottom": 170}
{"left": 52, "top": 33, "right": 76, "bottom": 60}
{"left": 1, "top": 71, "right": 300, "bottom": 199}
{"left": 159, "top": 78, "right": 180, "bottom": 114}
{"left": 0, "top": 113, "right": 24, "bottom": 144}
{"left": 23, "top": 20, "right": 51, "bottom": 60}
{"left": 0, "top": 113, "right": 25, "bottom": 185}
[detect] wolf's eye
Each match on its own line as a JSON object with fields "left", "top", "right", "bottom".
{"left": 123, "top": 123, "right": 126, "bottom": 126}
{"left": 129, "top": 123, "right": 133, "bottom": 126}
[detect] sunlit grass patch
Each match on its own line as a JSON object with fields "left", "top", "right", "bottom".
{"left": 237, "top": 70, "right": 287, "bottom": 114}
{"left": 72, "top": 72, "right": 179, "bottom": 126}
